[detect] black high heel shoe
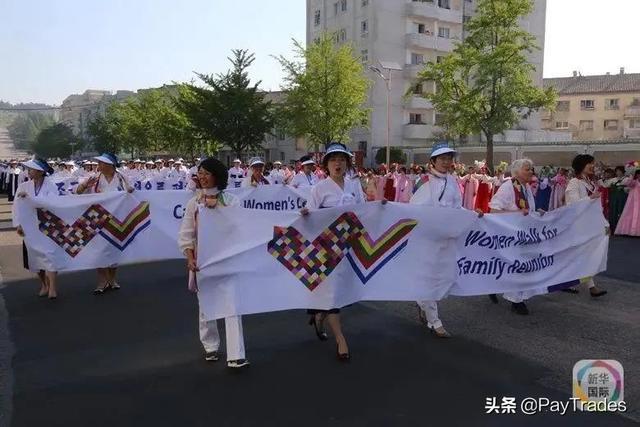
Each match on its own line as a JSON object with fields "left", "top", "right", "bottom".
{"left": 336, "top": 344, "right": 350, "bottom": 362}
{"left": 308, "top": 315, "right": 328, "bottom": 341}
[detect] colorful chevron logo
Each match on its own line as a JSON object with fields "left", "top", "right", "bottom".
{"left": 37, "top": 202, "right": 151, "bottom": 257}
{"left": 267, "top": 212, "right": 417, "bottom": 290}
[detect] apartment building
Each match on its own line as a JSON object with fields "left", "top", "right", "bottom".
{"left": 542, "top": 69, "right": 640, "bottom": 141}
{"left": 306, "top": 0, "right": 549, "bottom": 165}
{"left": 59, "top": 89, "right": 135, "bottom": 139}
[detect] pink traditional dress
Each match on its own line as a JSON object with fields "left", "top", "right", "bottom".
{"left": 460, "top": 174, "right": 479, "bottom": 210}
{"left": 614, "top": 177, "right": 640, "bottom": 236}
{"left": 549, "top": 173, "right": 568, "bottom": 211}
{"left": 394, "top": 173, "right": 413, "bottom": 203}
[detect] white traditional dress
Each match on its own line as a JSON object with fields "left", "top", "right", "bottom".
{"left": 177, "top": 188, "right": 245, "bottom": 362}
{"left": 307, "top": 175, "right": 366, "bottom": 210}
{"left": 410, "top": 170, "right": 463, "bottom": 330}
{"left": 13, "top": 178, "right": 59, "bottom": 272}
{"left": 489, "top": 179, "right": 546, "bottom": 303}
{"left": 290, "top": 171, "right": 319, "bottom": 188}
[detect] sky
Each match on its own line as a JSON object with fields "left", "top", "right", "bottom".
{"left": 1, "top": 0, "right": 638, "bottom": 106}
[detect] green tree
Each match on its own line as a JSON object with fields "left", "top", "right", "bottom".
{"left": 275, "top": 34, "right": 370, "bottom": 150}
{"left": 87, "top": 87, "right": 204, "bottom": 159}
{"left": 375, "top": 147, "right": 406, "bottom": 166}
{"left": 32, "top": 123, "right": 82, "bottom": 158}
{"left": 176, "top": 49, "right": 273, "bottom": 159}
{"left": 7, "top": 112, "right": 55, "bottom": 150}
{"left": 415, "top": 0, "right": 556, "bottom": 172}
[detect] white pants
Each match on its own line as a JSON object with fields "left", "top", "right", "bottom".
{"left": 199, "top": 310, "right": 245, "bottom": 361}
{"left": 417, "top": 300, "right": 442, "bottom": 329}
{"left": 503, "top": 287, "right": 548, "bottom": 304}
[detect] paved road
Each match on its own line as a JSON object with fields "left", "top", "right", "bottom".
{"left": 0, "top": 232, "right": 638, "bottom": 426}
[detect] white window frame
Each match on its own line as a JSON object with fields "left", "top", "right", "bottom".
{"left": 580, "top": 99, "right": 595, "bottom": 110}
{"left": 438, "top": 27, "right": 450, "bottom": 39}
{"left": 361, "top": 20, "right": 368, "bottom": 37}
{"left": 314, "top": 10, "right": 321, "bottom": 26}
{"left": 579, "top": 120, "right": 593, "bottom": 131}
{"left": 605, "top": 98, "right": 619, "bottom": 110}
{"left": 555, "top": 121, "right": 569, "bottom": 129}
{"left": 604, "top": 119, "right": 619, "bottom": 130}
{"left": 411, "top": 53, "right": 425, "bottom": 65}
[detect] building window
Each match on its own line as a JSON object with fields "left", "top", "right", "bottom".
{"left": 438, "top": 0, "right": 451, "bottom": 9}
{"left": 314, "top": 10, "right": 321, "bottom": 26}
{"left": 579, "top": 120, "right": 594, "bottom": 131}
{"left": 361, "top": 0, "right": 369, "bottom": 6}
{"left": 580, "top": 99, "right": 595, "bottom": 110}
{"left": 417, "top": 23, "right": 432, "bottom": 35}
{"left": 413, "top": 83, "right": 423, "bottom": 95}
{"left": 341, "top": 0, "right": 347, "bottom": 12}
{"left": 361, "top": 49, "right": 368, "bottom": 64}
{"left": 629, "top": 119, "right": 640, "bottom": 128}
{"left": 335, "top": 29, "right": 347, "bottom": 44}
{"left": 631, "top": 98, "right": 640, "bottom": 107}
{"left": 361, "top": 20, "right": 368, "bottom": 37}
{"left": 438, "top": 27, "right": 450, "bottom": 38}
{"left": 604, "top": 119, "right": 619, "bottom": 130}
{"left": 411, "top": 53, "right": 425, "bottom": 65}
{"left": 605, "top": 99, "right": 619, "bottom": 110}
{"left": 556, "top": 100, "right": 570, "bottom": 111}
{"left": 358, "top": 141, "right": 367, "bottom": 155}
{"left": 334, "top": 2, "right": 339, "bottom": 15}
{"left": 555, "top": 121, "right": 569, "bottom": 129}
{"left": 411, "top": 53, "right": 424, "bottom": 65}
{"left": 409, "top": 113, "right": 425, "bottom": 124}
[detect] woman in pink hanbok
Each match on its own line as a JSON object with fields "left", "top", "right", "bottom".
{"left": 394, "top": 166, "right": 413, "bottom": 203}
{"left": 614, "top": 169, "right": 640, "bottom": 237}
{"left": 460, "top": 166, "right": 479, "bottom": 210}
{"left": 549, "top": 168, "right": 568, "bottom": 210}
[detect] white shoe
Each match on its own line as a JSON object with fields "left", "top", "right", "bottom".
{"left": 227, "top": 359, "right": 250, "bottom": 369}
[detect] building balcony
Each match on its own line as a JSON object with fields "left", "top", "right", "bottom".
{"left": 405, "top": 96, "right": 434, "bottom": 110}
{"left": 406, "top": 33, "right": 437, "bottom": 50}
{"left": 404, "top": 64, "right": 425, "bottom": 78}
{"left": 406, "top": 2, "right": 463, "bottom": 24}
{"left": 403, "top": 123, "right": 434, "bottom": 139}
{"left": 623, "top": 128, "right": 640, "bottom": 139}
{"left": 624, "top": 106, "right": 640, "bottom": 118}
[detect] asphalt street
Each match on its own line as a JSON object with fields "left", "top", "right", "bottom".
{"left": 0, "top": 231, "right": 638, "bottom": 426}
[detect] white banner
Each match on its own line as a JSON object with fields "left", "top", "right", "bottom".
{"left": 228, "top": 185, "right": 310, "bottom": 210}
{"left": 196, "top": 203, "right": 474, "bottom": 320}
{"left": 14, "top": 187, "right": 608, "bottom": 316}
{"left": 451, "top": 199, "right": 609, "bottom": 295}
{"left": 196, "top": 200, "right": 608, "bottom": 320}
{"left": 16, "top": 190, "right": 192, "bottom": 271}
{"left": 14, "top": 186, "right": 315, "bottom": 271}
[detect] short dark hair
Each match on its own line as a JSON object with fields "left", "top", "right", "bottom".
{"left": 615, "top": 166, "right": 626, "bottom": 174}
{"left": 322, "top": 152, "right": 352, "bottom": 171}
{"left": 198, "top": 157, "right": 229, "bottom": 190}
{"left": 571, "top": 154, "right": 595, "bottom": 175}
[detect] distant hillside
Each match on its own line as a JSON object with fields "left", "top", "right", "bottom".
{"left": 0, "top": 100, "right": 57, "bottom": 127}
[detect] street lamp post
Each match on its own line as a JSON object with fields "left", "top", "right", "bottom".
{"left": 369, "top": 61, "right": 402, "bottom": 167}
